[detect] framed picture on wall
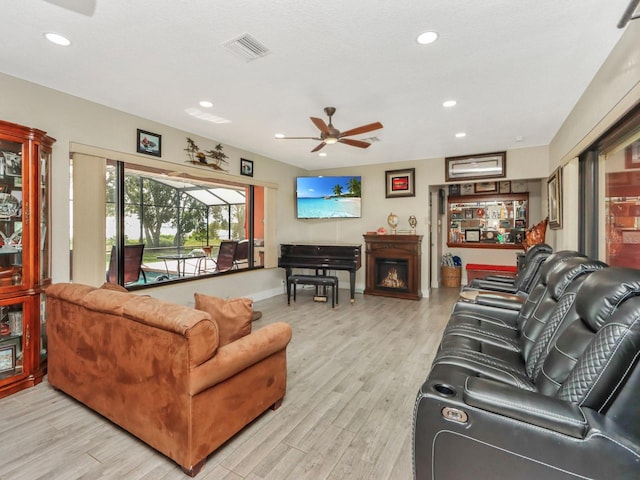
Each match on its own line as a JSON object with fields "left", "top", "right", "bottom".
{"left": 385, "top": 168, "right": 415, "bottom": 198}
{"left": 136, "top": 129, "right": 162, "bottom": 157}
{"left": 240, "top": 158, "right": 254, "bottom": 177}
{"left": 547, "top": 167, "right": 563, "bottom": 229}
{"left": 499, "top": 181, "right": 511, "bottom": 193}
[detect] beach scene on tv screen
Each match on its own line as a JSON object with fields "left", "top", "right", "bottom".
{"left": 297, "top": 176, "right": 361, "bottom": 218}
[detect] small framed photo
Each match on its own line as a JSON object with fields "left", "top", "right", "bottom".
{"left": 474, "top": 181, "right": 498, "bottom": 194}
{"left": 136, "top": 129, "right": 162, "bottom": 157}
{"left": 385, "top": 168, "right": 415, "bottom": 198}
{"left": 465, "top": 228, "right": 481, "bottom": 242}
{"left": 499, "top": 181, "right": 511, "bottom": 193}
{"left": 448, "top": 184, "right": 460, "bottom": 196}
{"left": 0, "top": 344, "right": 16, "bottom": 373}
{"left": 240, "top": 158, "right": 254, "bottom": 177}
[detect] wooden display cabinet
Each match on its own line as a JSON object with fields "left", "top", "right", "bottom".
{"left": 447, "top": 193, "right": 528, "bottom": 249}
{"left": 0, "top": 120, "right": 54, "bottom": 398}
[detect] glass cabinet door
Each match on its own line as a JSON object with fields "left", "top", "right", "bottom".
{"left": 0, "top": 139, "right": 24, "bottom": 288}
{"left": 0, "top": 300, "right": 26, "bottom": 381}
{"left": 40, "top": 148, "right": 50, "bottom": 281}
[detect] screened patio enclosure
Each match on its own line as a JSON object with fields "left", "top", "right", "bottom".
{"left": 106, "top": 162, "right": 263, "bottom": 285}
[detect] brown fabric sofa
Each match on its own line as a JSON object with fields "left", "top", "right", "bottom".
{"left": 46, "top": 283, "right": 292, "bottom": 476}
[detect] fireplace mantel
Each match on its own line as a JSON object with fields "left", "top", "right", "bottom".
{"left": 363, "top": 234, "right": 422, "bottom": 300}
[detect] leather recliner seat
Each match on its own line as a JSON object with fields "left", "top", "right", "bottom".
{"left": 433, "top": 257, "right": 607, "bottom": 389}
{"left": 413, "top": 267, "right": 640, "bottom": 480}
{"left": 448, "top": 250, "right": 587, "bottom": 332}
{"left": 463, "top": 243, "right": 553, "bottom": 295}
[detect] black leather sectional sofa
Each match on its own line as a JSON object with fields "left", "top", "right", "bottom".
{"left": 413, "top": 249, "right": 640, "bottom": 479}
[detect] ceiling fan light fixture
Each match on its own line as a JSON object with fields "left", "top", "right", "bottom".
{"left": 324, "top": 137, "right": 338, "bottom": 144}
{"left": 417, "top": 31, "right": 438, "bottom": 45}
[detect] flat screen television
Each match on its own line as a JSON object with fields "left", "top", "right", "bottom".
{"left": 296, "top": 176, "right": 362, "bottom": 219}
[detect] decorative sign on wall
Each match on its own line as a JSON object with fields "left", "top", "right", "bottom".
{"left": 185, "top": 138, "right": 229, "bottom": 172}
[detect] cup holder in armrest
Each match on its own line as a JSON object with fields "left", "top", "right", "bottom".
{"left": 432, "top": 383, "right": 457, "bottom": 397}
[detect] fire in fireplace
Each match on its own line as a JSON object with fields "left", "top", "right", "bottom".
{"left": 376, "top": 259, "right": 409, "bottom": 291}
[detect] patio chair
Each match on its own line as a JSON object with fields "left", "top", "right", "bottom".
{"left": 233, "top": 240, "right": 250, "bottom": 269}
{"left": 213, "top": 240, "right": 238, "bottom": 272}
{"left": 106, "top": 244, "right": 147, "bottom": 285}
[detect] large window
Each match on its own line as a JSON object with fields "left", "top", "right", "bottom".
{"left": 579, "top": 104, "right": 640, "bottom": 267}
{"left": 106, "top": 161, "right": 264, "bottom": 288}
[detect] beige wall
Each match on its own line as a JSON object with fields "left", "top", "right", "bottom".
{"left": 0, "top": 72, "right": 304, "bottom": 304}
{"left": 1, "top": 19, "right": 639, "bottom": 302}
{"left": 549, "top": 22, "right": 640, "bottom": 252}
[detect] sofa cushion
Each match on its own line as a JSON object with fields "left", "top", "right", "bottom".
{"left": 194, "top": 293, "right": 252, "bottom": 346}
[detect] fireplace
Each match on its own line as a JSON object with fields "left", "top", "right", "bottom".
{"left": 376, "top": 259, "right": 409, "bottom": 291}
{"left": 363, "top": 234, "right": 422, "bottom": 300}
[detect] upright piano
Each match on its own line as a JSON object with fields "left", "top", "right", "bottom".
{"left": 278, "top": 243, "right": 362, "bottom": 303}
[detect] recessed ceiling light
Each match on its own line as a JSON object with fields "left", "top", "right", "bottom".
{"left": 515, "top": 136, "right": 524, "bottom": 142}
{"left": 274, "top": 133, "right": 285, "bottom": 139}
{"left": 199, "top": 100, "right": 213, "bottom": 108}
{"left": 443, "top": 100, "right": 457, "bottom": 108}
{"left": 319, "top": 153, "right": 327, "bottom": 157}
{"left": 455, "top": 132, "right": 466, "bottom": 138}
{"left": 416, "top": 31, "right": 438, "bottom": 45}
{"left": 45, "top": 32, "right": 71, "bottom": 46}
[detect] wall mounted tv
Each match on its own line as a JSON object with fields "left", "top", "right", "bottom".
{"left": 296, "top": 176, "right": 362, "bottom": 219}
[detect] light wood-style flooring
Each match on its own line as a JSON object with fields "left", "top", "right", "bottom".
{"left": 0, "top": 288, "right": 458, "bottom": 480}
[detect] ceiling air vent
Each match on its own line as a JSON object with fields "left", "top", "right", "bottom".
{"left": 223, "top": 33, "right": 271, "bottom": 62}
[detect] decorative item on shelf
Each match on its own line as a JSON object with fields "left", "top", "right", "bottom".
{"left": 185, "top": 138, "right": 229, "bottom": 172}
{"left": 376, "top": 227, "right": 387, "bottom": 235}
{"left": 0, "top": 193, "right": 19, "bottom": 218}
{"left": 387, "top": 212, "right": 399, "bottom": 234}
{"left": 522, "top": 217, "right": 548, "bottom": 251}
{"left": 408, "top": 215, "right": 417, "bottom": 234}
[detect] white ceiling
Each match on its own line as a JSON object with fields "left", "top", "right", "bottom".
{"left": 0, "top": 1, "right": 634, "bottom": 170}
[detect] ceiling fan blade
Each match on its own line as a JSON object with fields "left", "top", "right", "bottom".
{"left": 311, "top": 117, "right": 331, "bottom": 134}
{"left": 339, "top": 138, "right": 371, "bottom": 149}
{"left": 340, "top": 121, "right": 383, "bottom": 137}
{"left": 311, "top": 142, "right": 326, "bottom": 153}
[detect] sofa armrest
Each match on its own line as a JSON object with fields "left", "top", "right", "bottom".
{"left": 189, "top": 321, "right": 292, "bottom": 395}
{"left": 474, "top": 295, "right": 523, "bottom": 311}
{"left": 467, "top": 279, "right": 519, "bottom": 293}
{"left": 463, "top": 377, "right": 587, "bottom": 438}
{"left": 483, "top": 274, "right": 516, "bottom": 284}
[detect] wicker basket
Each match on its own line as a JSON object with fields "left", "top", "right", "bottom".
{"left": 441, "top": 266, "right": 462, "bottom": 288}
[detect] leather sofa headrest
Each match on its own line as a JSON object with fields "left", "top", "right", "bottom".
{"left": 576, "top": 267, "right": 640, "bottom": 330}
{"left": 547, "top": 257, "right": 607, "bottom": 300}
{"left": 539, "top": 250, "right": 584, "bottom": 284}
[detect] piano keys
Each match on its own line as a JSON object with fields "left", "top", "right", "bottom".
{"left": 278, "top": 243, "right": 362, "bottom": 303}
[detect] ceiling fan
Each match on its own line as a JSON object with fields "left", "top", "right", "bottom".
{"left": 278, "top": 107, "right": 383, "bottom": 152}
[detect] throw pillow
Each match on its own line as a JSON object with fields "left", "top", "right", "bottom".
{"left": 194, "top": 293, "right": 252, "bottom": 346}
{"left": 100, "top": 282, "right": 129, "bottom": 293}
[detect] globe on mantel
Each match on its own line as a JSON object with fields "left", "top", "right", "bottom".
{"left": 387, "top": 212, "right": 399, "bottom": 234}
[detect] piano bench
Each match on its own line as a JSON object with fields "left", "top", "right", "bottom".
{"left": 287, "top": 274, "right": 339, "bottom": 308}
